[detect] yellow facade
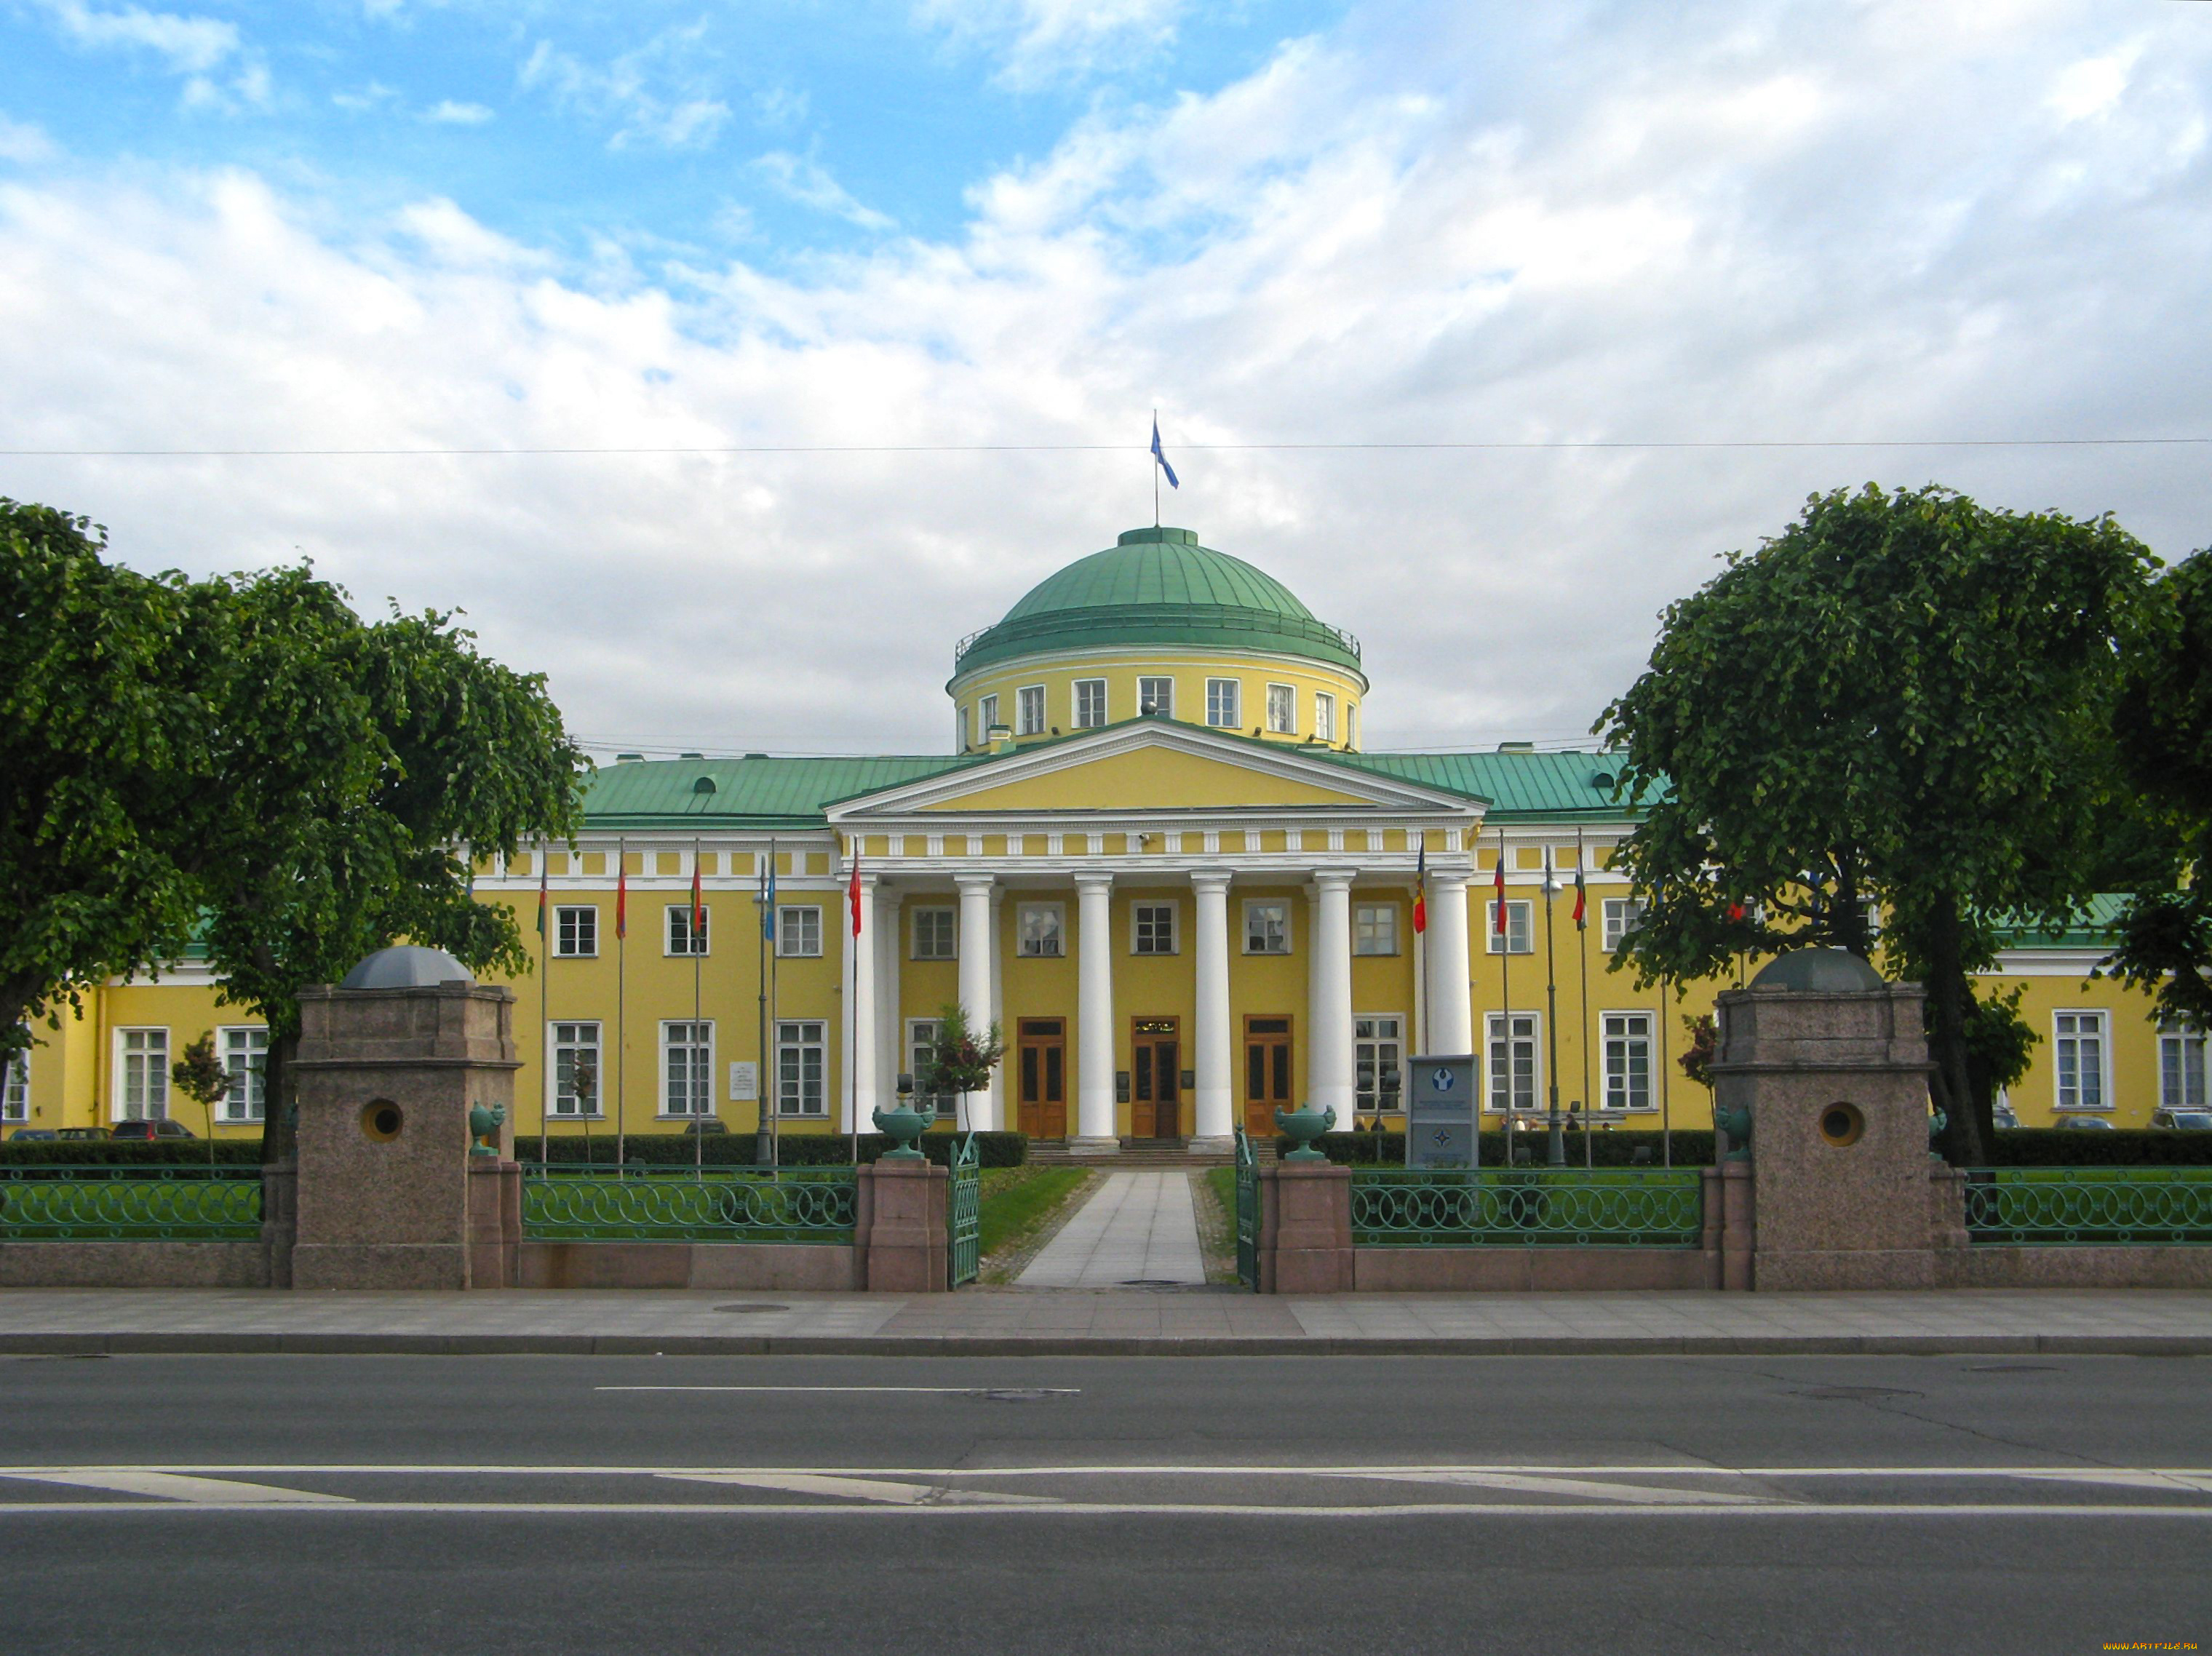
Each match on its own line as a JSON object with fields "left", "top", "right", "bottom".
{"left": 950, "top": 652, "right": 1367, "bottom": 756}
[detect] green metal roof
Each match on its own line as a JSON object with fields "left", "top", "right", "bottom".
{"left": 580, "top": 754, "right": 977, "bottom": 828}
{"left": 951, "top": 527, "right": 1364, "bottom": 681}
{"left": 1989, "top": 893, "right": 2130, "bottom": 950}
{"left": 1324, "top": 749, "right": 1651, "bottom": 819}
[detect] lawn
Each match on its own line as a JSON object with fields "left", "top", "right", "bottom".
{"left": 976, "top": 1165, "right": 1091, "bottom": 1262}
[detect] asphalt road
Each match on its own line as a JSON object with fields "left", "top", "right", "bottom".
{"left": 4, "top": 1351, "right": 2208, "bottom": 1655}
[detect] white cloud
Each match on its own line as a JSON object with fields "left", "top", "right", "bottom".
{"left": 751, "top": 152, "right": 894, "bottom": 231}
{"left": 518, "top": 26, "right": 731, "bottom": 151}
{"left": 0, "top": 115, "right": 58, "bottom": 164}
{"left": 915, "top": 0, "right": 1185, "bottom": 89}
{"left": 424, "top": 100, "right": 495, "bottom": 126}
{"left": 32, "top": 0, "right": 238, "bottom": 74}
{"left": 1, "top": 1, "right": 2208, "bottom": 758}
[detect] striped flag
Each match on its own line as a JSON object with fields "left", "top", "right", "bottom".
{"left": 615, "top": 848, "right": 627, "bottom": 941}
{"left": 691, "top": 848, "right": 704, "bottom": 941}
{"left": 1492, "top": 843, "right": 1508, "bottom": 935}
{"left": 1572, "top": 860, "right": 1587, "bottom": 930}
{"left": 536, "top": 851, "right": 548, "bottom": 937}
{"left": 1412, "top": 838, "right": 1428, "bottom": 935}
{"left": 849, "top": 849, "right": 864, "bottom": 936}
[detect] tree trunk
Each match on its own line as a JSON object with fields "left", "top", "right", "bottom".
{"left": 255, "top": 1032, "right": 299, "bottom": 1166}
{"left": 1925, "top": 904, "right": 1989, "bottom": 1166}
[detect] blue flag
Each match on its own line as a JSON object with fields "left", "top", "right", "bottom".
{"left": 760, "top": 841, "right": 777, "bottom": 939}
{"left": 1151, "top": 416, "right": 1179, "bottom": 489}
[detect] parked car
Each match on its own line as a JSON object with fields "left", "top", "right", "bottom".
{"left": 55, "top": 1126, "right": 108, "bottom": 1141}
{"left": 2151, "top": 1109, "right": 2212, "bottom": 1131}
{"left": 7, "top": 1128, "right": 56, "bottom": 1141}
{"left": 678, "top": 1119, "right": 728, "bottom": 1136}
{"left": 109, "top": 1119, "right": 196, "bottom": 1140}
{"left": 2053, "top": 1114, "right": 2116, "bottom": 1130}
{"left": 1992, "top": 1101, "right": 2022, "bottom": 1130}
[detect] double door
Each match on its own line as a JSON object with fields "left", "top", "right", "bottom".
{"left": 1243, "top": 1016, "right": 1293, "bottom": 1136}
{"left": 1131, "top": 1017, "right": 1181, "bottom": 1140}
{"left": 1017, "top": 1019, "right": 1066, "bottom": 1139}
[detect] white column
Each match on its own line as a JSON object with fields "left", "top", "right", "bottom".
{"left": 844, "top": 872, "right": 878, "bottom": 1135}
{"left": 1190, "top": 869, "right": 1235, "bottom": 1147}
{"left": 1425, "top": 872, "right": 1474, "bottom": 1055}
{"left": 955, "top": 874, "right": 996, "bottom": 1131}
{"left": 1308, "top": 868, "right": 1357, "bottom": 1128}
{"left": 876, "top": 891, "right": 902, "bottom": 1111}
{"left": 988, "top": 885, "right": 1006, "bottom": 1131}
{"left": 1073, "top": 872, "right": 1118, "bottom": 1150}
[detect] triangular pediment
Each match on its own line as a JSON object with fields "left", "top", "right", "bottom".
{"left": 824, "top": 720, "right": 1482, "bottom": 821}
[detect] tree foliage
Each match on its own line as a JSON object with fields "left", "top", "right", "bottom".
{"left": 2106, "top": 548, "right": 2212, "bottom": 1029}
{"left": 1597, "top": 484, "right": 2155, "bottom": 1165}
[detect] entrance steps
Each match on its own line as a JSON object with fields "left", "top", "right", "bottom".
{"left": 1027, "top": 1139, "right": 1274, "bottom": 1169}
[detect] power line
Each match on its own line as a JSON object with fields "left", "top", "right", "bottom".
{"left": 1, "top": 436, "right": 2207, "bottom": 458}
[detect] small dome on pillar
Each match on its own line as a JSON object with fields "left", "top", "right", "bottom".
{"left": 1748, "top": 950, "right": 1885, "bottom": 993}
{"left": 338, "top": 945, "right": 474, "bottom": 990}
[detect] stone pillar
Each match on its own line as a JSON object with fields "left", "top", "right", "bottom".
{"left": 858, "top": 1160, "right": 950, "bottom": 1292}
{"left": 1709, "top": 951, "right": 1937, "bottom": 1291}
{"left": 1308, "top": 869, "right": 1357, "bottom": 1125}
{"left": 1073, "top": 872, "right": 1119, "bottom": 1151}
{"left": 289, "top": 947, "right": 521, "bottom": 1291}
{"left": 955, "top": 874, "right": 996, "bottom": 1131}
{"left": 1257, "top": 1163, "right": 1353, "bottom": 1293}
{"left": 1190, "top": 869, "right": 1235, "bottom": 1149}
{"left": 843, "top": 871, "right": 878, "bottom": 1136}
{"left": 1424, "top": 873, "right": 1474, "bottom": 1055}
{"left": 1720, "top": 1161, "right": 1755, "bottom": 1291}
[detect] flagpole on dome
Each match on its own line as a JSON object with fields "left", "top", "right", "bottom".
{"left": 1151, "top": 411, "right": 1178, "bottom": 527}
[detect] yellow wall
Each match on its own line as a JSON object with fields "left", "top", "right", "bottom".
{"left": 950, "top": 651, "right": 1367, "bottom": 755}
{"left": 924, "top": 746, "right": 1374, "bottom": 813}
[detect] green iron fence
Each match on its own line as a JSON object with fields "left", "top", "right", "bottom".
{"left": 520, "top": 1165, "right": 856, "bottom": 1243}
{"left": 1965, "top": 1168, "right": 2212, "bottom": 1246}
{"left": 1234, "top": 1128, "right": 1260, "bottom": 1288}
{"left": 0, "top": 1165, "right": 263, "bottom": 1241}
{"left": 949, "top": 1134, "right": 981, "bottom": 1286}
{"left": 1350, "top": 1166, "right": 1704, "bottom": 1248}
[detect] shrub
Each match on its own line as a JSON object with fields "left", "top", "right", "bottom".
{"left": 0, "top": 1140, "right": 263, "bottom": 1167}
{"left": 515, "top": 1131, "right": 1028, "bottom": 1168}
{"left": 1276, "top": 1130, "right": 1719, "bottom": 1167}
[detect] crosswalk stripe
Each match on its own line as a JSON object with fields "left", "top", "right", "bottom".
{"left": 659, "top": 1473, "right": 1059, "bottom": 1506}
{"left": 0, "top": 1470, "right": 351, "bottom": 1504}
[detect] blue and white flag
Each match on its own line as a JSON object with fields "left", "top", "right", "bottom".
{"left": 1150, "top": 416, "right": 1179, "bottom": 489}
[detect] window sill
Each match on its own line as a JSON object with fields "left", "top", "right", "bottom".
{"left": 546, "top": 1115, "right": 608, "bottom": 1123}
{"left": 553, "top": 953, "right": 600, "bottom": 962}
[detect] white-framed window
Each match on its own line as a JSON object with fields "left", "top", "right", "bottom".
{"left": 979, "top": 693, "right": 1000, "bottom": 736}
{"left": 1486, "top": 1012, "right": 1539, "bottom": 1112}
{"left": 1354, "top": 902, "right": 1399, "bottom": 956}
{"left": 2159, "top": 1022, "right": 2207, "bottom": 1111}
{"left": 958, "top": 706, "right": 971, "bottom": 752}
{"left": 1602, "top": 1012, "right": 1654, "bottom": 1112}
{"left": 218, "top": 1027, "right": 268, "bottom": 1123}
{"left": 1861, "top": 899, "right": 1883, "bottom": 942}
{"left": 1133, "top": 901, "right": 1178, "bottom": 955}
{"left": 1206, "top": 677, "right": 1240, "bottom": 728}
{"left": 778, "top": 905, "right": 822, "bottom": 958}
{"left": 777, "top": 1020, "right": 827, "bottom": 1117}
{"left": 1138, "top": 676, "right": 1174, "bottom": 717}
{"left": 1017, "top": 684, "right": 1046, "bottom": 735}
{"left": 1345, "top": 703, "right": 1358, "bottom": 747}
{"left": 661, "top": 1021, "right": 713, "bottom": 1116}
{"left": 1314, "top": 692, "right": 1335, "bottom": 743}
{"left": 1073, "top": 678, "right": 1107, "bottom": 730}
{"left": 2, "top": 1047, "right": 27, "bottom": 1123}
{"left": 1486, "top": 899, "right": 1535, "bottom": 955}
{"left": 666, "top": 902, "right": 709, "bottom": 956}
{"left": 1601, "top": 897, "right": 1647, "bottom": 951}
{"left": 1265, "top": 682, "right": 1296, "bottom": 735}
{"left": 554, "top": 904, "right": 597, "bottom": 958}
{"left": 116, "top": 1027, "right": 170, "bottom": 1121}
{"left": 912, "top": 907, "right": 957, "bottom": 960}
{"left": 2054, "top": 1011, "right": 2109, "bottom": 1112}
{"left": 907, "top": 1017, "right": 953, "bottom": 1116}
{"left": 1017, "top": 902, "right": 1065, "bottom": 958}
{"left": 1244, "top": 900, "right": 1291, "bottom": 955}
{"left": 1355, "top": 1014, "right": 1404, "bottom": 1113}
{"left": 549, "top": 1022, "right": 605, "bottom": 1118}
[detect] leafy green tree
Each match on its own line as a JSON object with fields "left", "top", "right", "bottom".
{"left": 2107, "top": 549, "right": 2212, "bottom": 1030}
{"left": 1598, "top": 484, "right": 2155, "bottom": 1164}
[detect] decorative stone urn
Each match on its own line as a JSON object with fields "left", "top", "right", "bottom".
{"left": 1274, "top": 1104, "right": 1337, "bottom": 1161}
{"left": 872, "top": 1104, "right": 932, "bottom": 1161}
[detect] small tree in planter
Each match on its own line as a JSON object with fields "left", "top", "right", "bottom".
{"left": 170, "top": 1030, "right": 231, "bottom": 1163}
{"left": 917, "top": 1003, "right": 1005, "bottom": 1131}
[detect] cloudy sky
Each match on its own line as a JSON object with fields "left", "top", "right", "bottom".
{"left": 1, "top": 0, "right": 2206, "bottom": 759}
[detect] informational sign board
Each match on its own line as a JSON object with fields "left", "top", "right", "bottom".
{"left": 1406, "top": 1054, "right": 1478, "bottom": 1169}
{"left": 728, "top": 1061, "right": 758, "bottom": 1102}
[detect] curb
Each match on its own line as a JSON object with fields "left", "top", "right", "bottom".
{"left": 3, "top": 1333, "right": 2208, "bottom": 1358}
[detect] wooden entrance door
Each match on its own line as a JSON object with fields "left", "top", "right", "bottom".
{"left": 1017, "top": 1019, "right": 1067, "bottom": 1139}
{"left": 1243, "top": 1016, "right": 1292, "bottom": 1137}
{"left": 1131, "top": 1018, "right": 1182, "bottom": 1139}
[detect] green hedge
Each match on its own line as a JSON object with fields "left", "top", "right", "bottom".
{"left": 1983, "top": 1130, "right": 2212, "bottom": 1166}
{"left": 517, "top": 1131, "right": 1028, "bottom": 1169}
{"left": 1277, "top": 1131, "right": 1719, "bottom": 1167}
{"left": 0, "top": 1140, "right": 265, "bottom": 1167}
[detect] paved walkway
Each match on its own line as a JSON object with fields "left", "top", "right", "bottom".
{"left": 5, "top": 1289, "right": 2212, "bottom": 1355}
{"left": 1014, "top": 1171, "right": 1206, "bottom": 1289}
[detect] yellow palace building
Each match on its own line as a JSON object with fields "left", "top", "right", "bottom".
{"left": 6, "top": 525, "right": 2203, "bottom": 1145}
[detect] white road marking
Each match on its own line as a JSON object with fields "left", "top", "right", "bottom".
{"left": 0, "top": 1470, "right": 351, "bottom": 1504}
{"left": 1341, "top": 1471, "right": 1777, "bottom": 1505}
{"left": 594, "top": 1386, "right": 1082, "bottom": 1395}
{"left": 5, "top": 1462, "right": 2211, "bottom": 1480}
{"left": 660, "top": 1473, "right": 1059, "bottom": 1506}
{"left": 0, "top": 1502, "right": 2207, "bottom": 1520}
{"left": 2006, "top": 1469, "right": 2212, "bottom": 1494}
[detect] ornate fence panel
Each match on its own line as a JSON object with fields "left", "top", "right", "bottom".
{"left": 949, "top": 1134, "right": 982, "bottom": 1287}
{"left": 520, "top": 1166, "right": 857, "bottom": 1244}
{"left": 0, "top": 1166, "right": 263, "bottom": 1241}
{"left": 1965, "top": 1169, "right": 2212, "bottom": 1245}
{"left": 1350, "top": 1167, "right": 1703, "bottom": 1248}
{"left": 1234, "top": 1128, "right": 1260, "bottom": 1289}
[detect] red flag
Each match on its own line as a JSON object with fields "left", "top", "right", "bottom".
{"left": 616, "top": 853, "right": 627, "bottom": 941}
{"left": 1727, "top": 900, "right": 1746, "bottom": 923}
{"left": 1572, "top": 862, "right": 1587, "bottom": 929}
{"left": 1492, "top": 845, "right": 1508, "bottom": 934}
{"left": 536, "top": 854, "right": 548, "bottom": 938}
{"left": 849, "top": 851, "right": 863, "bottom": 936}
{"left": 691, "top": 855, "right": 704, "bottom": 938}
{"left": 1412, "top": 839, "right": 1428, "bottom": 935}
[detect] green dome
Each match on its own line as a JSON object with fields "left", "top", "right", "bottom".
{"left": 952, "top": 527, "right": 1364, "bottom": 681}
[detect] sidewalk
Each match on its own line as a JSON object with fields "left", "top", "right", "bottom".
{"left": 4, "top": 1287, "right": 2211, "bottom": 1356}
{"left": 1014, "top": 1171, "right": 1206, "bottom": 1288}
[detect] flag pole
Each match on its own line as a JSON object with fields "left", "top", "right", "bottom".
{"left": 768, "top": 836, "right": 781, "bottom": 1169}
{"left": 756, "top": 843, "right": 769, "bottom": 1170}
{"left": 1153, "top": 407, "right": 1160, "bottom": 527}
{"left": 1543, "top": 845, "right": 1563, "bottom": 1168}
{"left": 616, "top": 838, "right": 626, "bottom": 1169}
{"left": 1577, "top": 827, "right": 1593, "bottom": 1169}
{"left": 1495, "top": 830, "right": 1511, "bottom": 1161}
{"left": 693, "top": 835, "right": 704, "bottom": 1174}
{"left": 847, "top": 839, "right": 860, "bottom": 1167}
{"left": 536, "top": 840, "right": 548, "bottom": 1169}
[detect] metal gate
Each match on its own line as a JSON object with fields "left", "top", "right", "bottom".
{"left": 1233, "top": 1127, "right": 1259, "bottom": 1289}
{"left": 949, "top": 1132, "right": 981, "bottom": 1287}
